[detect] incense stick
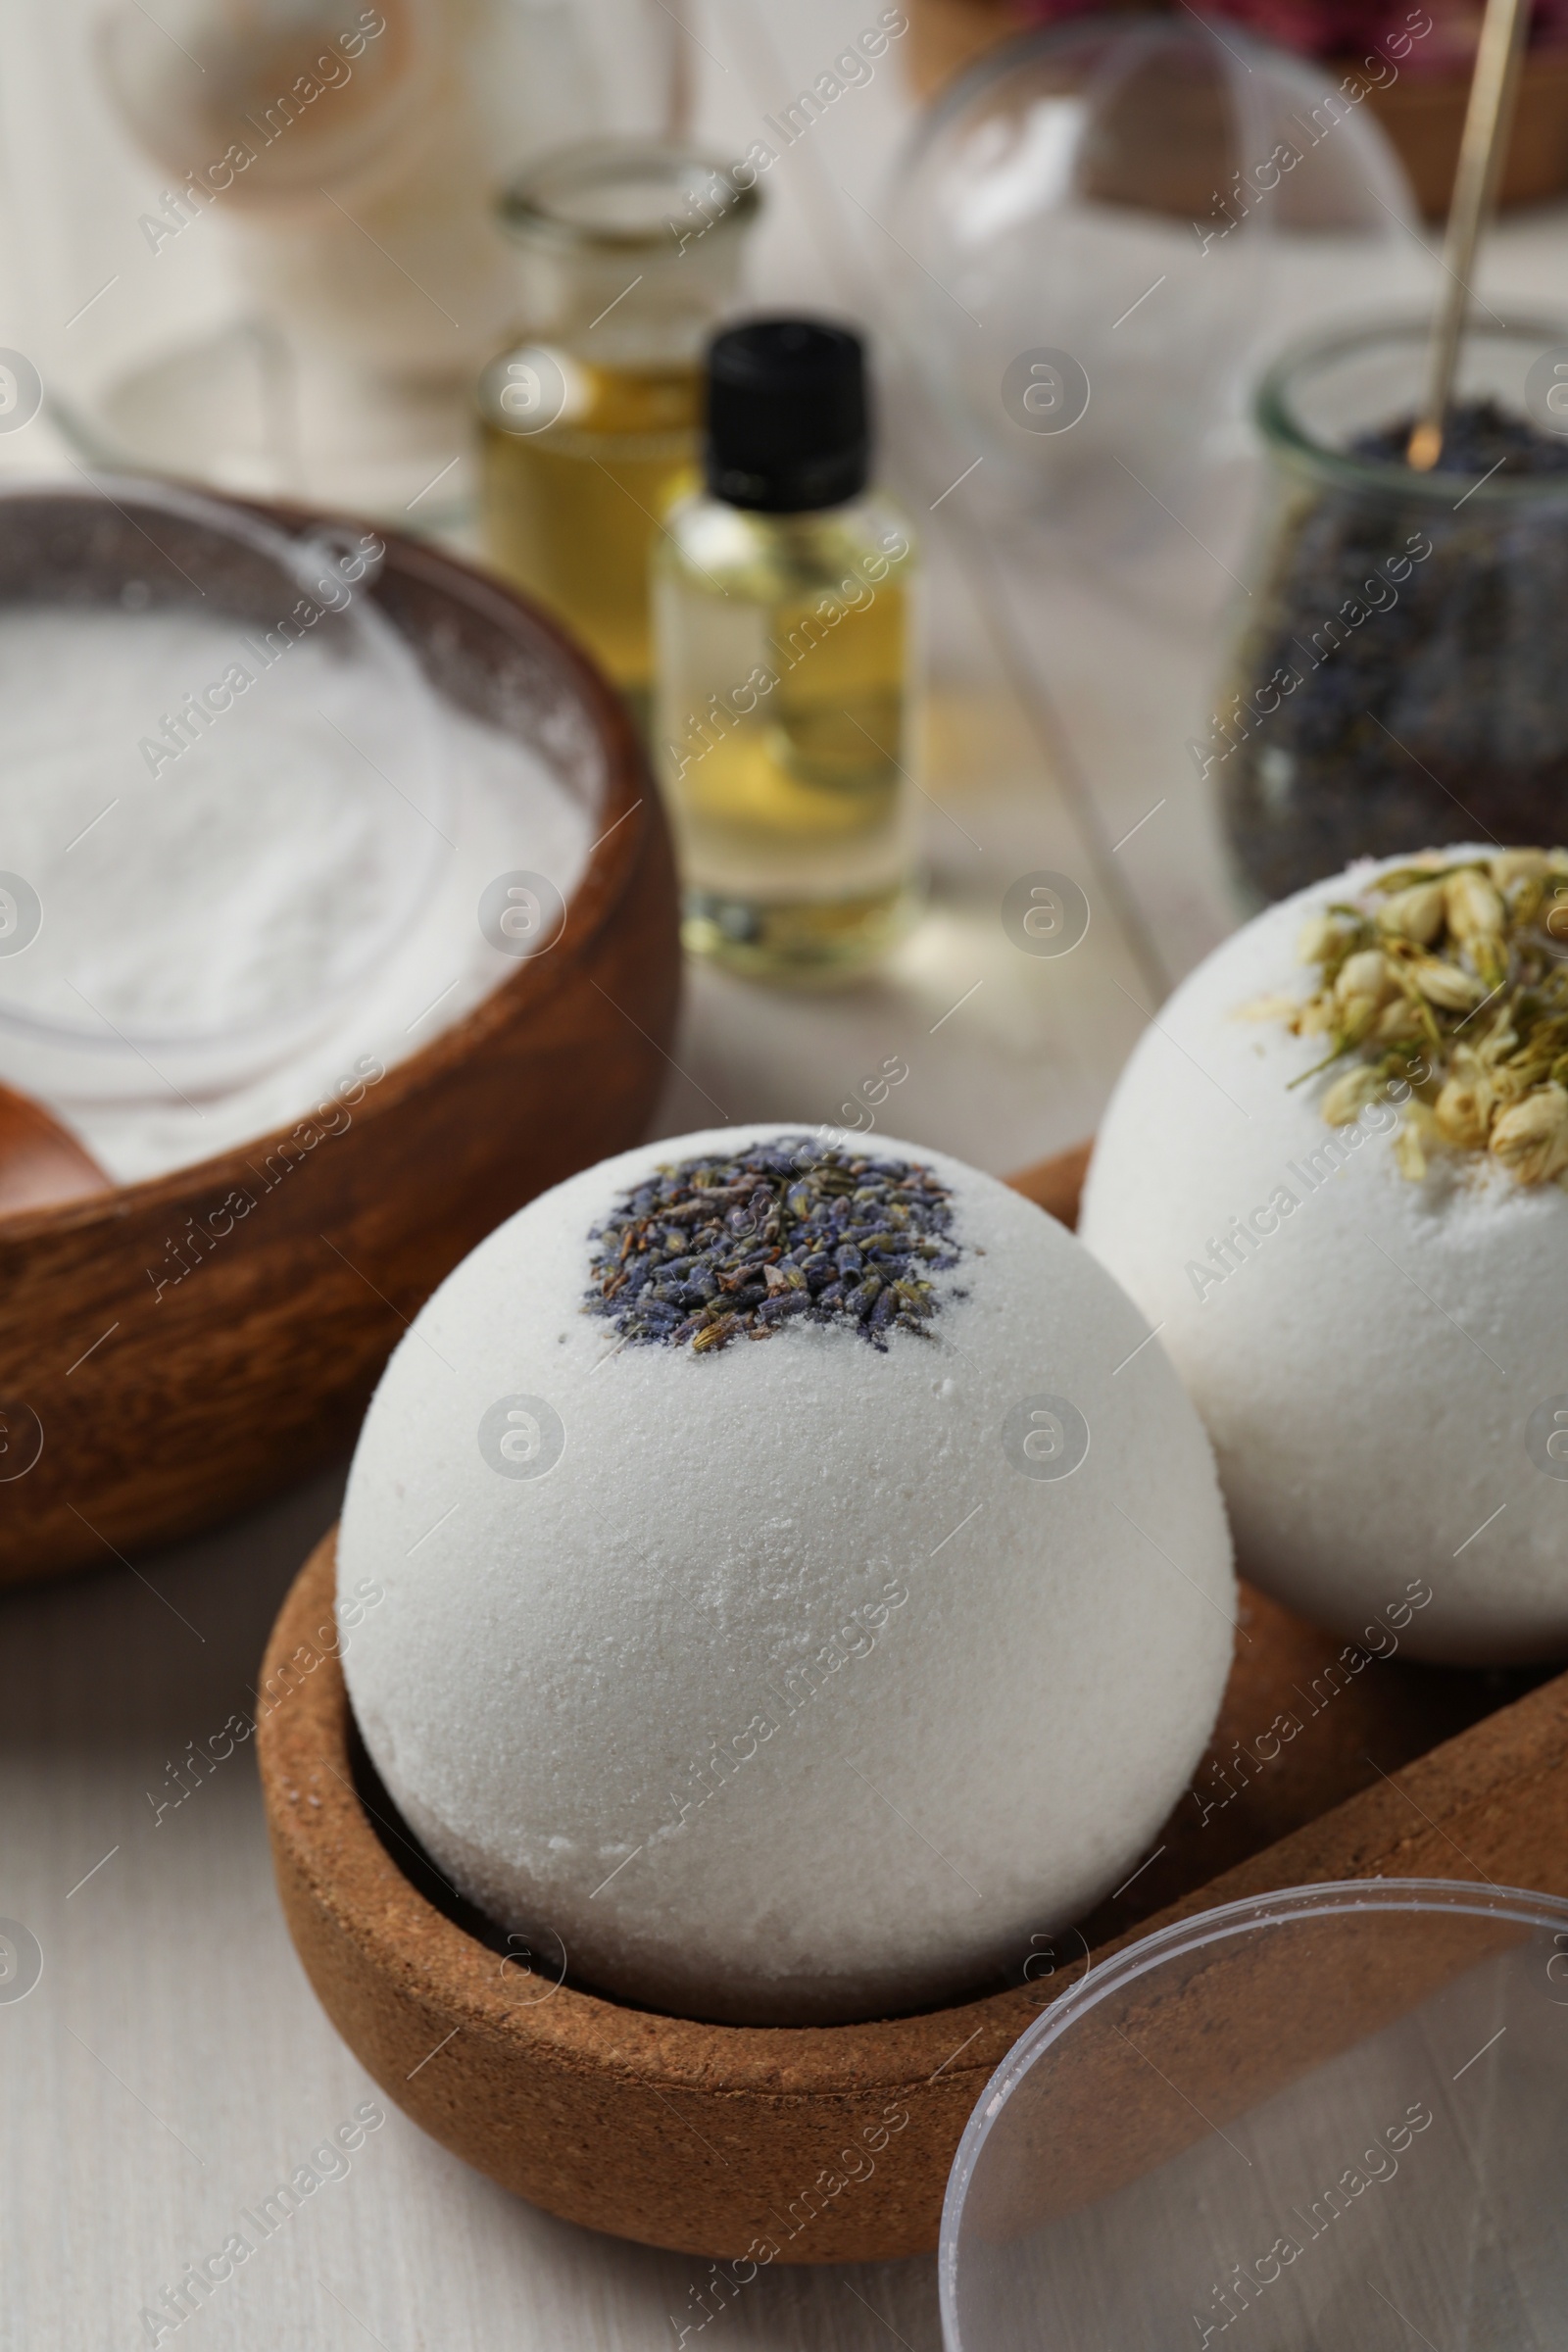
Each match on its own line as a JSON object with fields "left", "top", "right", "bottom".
{"left": 1406, "top": 0, "right": 1532, "bottom": 471}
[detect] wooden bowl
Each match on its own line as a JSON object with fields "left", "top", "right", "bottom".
{"left": 258, "top": 1144, "right": 1568, "bottom": 2262}
{"left": 0, "top": 1082, "right": 111, "bottom": 1215}
{"left": 0, "top": 503, "right": 678, "bottom": 1587}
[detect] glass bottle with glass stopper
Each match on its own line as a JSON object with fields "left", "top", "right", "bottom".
{"left": 478, "top": 140, "right": 759, "bottom": 721}
{"left": 653, "top": 317, "right": 921, "bottom": 981}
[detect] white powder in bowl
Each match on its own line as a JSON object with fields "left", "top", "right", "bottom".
{"left": 0, "top": 607, "right": 439, "bottom": 1033}
{"left": 1080, "top": 851, "right": 1568, "bottom": 1665}
{"left": 337, "top": 1125, "right": 1235, "bottom": 2028}
{"left": 0, "top": 606, "right": 592, "bottom": 1184}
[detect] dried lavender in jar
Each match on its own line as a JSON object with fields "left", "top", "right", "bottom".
{"left": 1215, "top": 402, "right": 1568, "bottom": 906}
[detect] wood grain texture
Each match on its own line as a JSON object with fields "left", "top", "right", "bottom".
{"left": 0, "top": 507, "right": 680, "bottom": 1588}
{"left": 0, "top": 1082, "right": 110, "bottom": 1214}
{"left": 257, "top": 1142, "right": 1568, "bottom": 2266}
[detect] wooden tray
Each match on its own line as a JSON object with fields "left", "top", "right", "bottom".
{"left": 258, "top": 1142, "right": 1568, "bottom": 2263}
{"left": 0, "top": 504, "right": 679, "bottom": 1587}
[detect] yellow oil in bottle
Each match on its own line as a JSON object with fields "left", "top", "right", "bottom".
{"left": 655, "top": 502, "right": 920, "bottom": 980}
{"left": 481, "top": 141, "right": 758, "bottom": 710}
{"left": 479, "top": 355, "right": 700, "bottom": 706}
{"left": 480, "top": 355, "right": 700, "bottom": 709}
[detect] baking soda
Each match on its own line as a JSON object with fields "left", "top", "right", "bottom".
{"left": 0, "top": 606, "right": 592, "bottom": 1180}
{"left": 0, "top": 607, "right": 438, "bottom": 1031}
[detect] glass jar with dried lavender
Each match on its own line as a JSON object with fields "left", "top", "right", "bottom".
{"left": 1206, "top": 318, "right": 1568, "bottom": 908}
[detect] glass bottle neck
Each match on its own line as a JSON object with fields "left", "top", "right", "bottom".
{"left": 507, "top": 239, "right": 737, "bottom": 368}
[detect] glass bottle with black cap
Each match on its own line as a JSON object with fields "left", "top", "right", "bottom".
{"left": 653, "top": 315, "right": 920, "bottom": 980}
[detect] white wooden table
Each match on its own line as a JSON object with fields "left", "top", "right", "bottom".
{"left": 1, "top": 1467, "right": 953, "bottom": 2352}
{"left": 5, "top": 4, "right": 1568, "bottom": 2344}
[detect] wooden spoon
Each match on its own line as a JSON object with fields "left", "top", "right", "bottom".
{"left": 0, "top": 1083, "right": 112, "bottom": 1213}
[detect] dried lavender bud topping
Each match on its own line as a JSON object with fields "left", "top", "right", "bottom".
{"left": 584, "top": 1137, "right": 962, "bottom": 1354}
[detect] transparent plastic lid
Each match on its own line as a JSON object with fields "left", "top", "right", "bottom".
{"left": 942, "top": 1879, "right": 1568, "bottom": 2352}
{"left": 0, "top": 475, "right": 448, "bottom": 1103}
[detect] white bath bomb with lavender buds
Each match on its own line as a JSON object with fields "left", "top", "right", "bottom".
{"left": 1080, "top": 850, "right": 1568, "bottom": 1667}
{"left": 337, "top": 1125, "right": 1233, "bottom": 2027}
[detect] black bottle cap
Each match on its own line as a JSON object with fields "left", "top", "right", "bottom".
{"left": 704, "top": 317, "right": 870, "bottom": 514}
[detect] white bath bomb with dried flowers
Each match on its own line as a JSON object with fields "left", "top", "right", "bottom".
{"left": 337, "top": 1125, "right": 1233, "bottom": 2027}
{"left": 1080, "top": 848, "right": 1568, "bottom": 1665}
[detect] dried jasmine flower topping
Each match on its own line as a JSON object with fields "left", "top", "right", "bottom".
{"left": 585, "top": 1138, "right": 962, "bottom": 1353}
{"left": 1250, "top": 850, "right": 1568, "bottom": 1185}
